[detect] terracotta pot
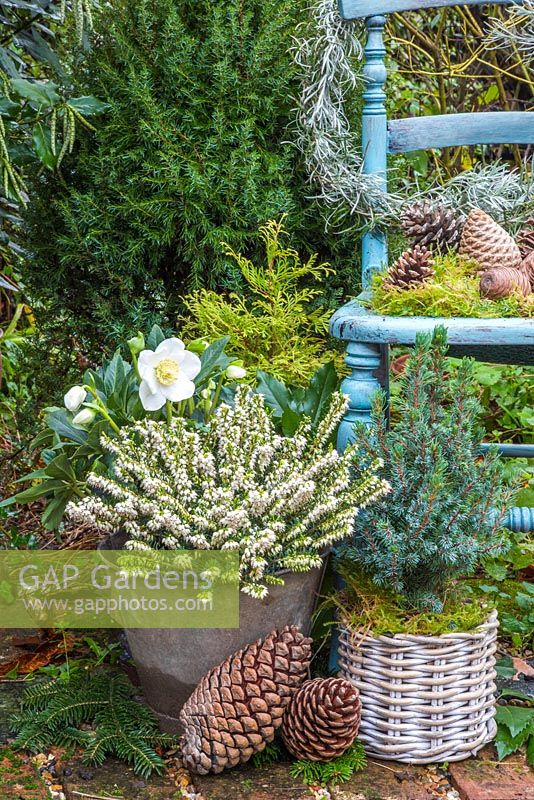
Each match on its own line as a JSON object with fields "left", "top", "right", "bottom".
{"left": 99, "top": 533, "right": 326, "bottom": 732}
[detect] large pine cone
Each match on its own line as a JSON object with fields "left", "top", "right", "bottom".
{"left": 281, "top": 677, "right": 361, "bottom": 762}
{"left": 384, "top": 245, "right": 435, "bottom": 290}
{"left": 460, "top": 209, "right": 522, "bottom": 273}
{"left": 480, "top": 267, "right": 531, "bottom": 299}
{"left": 401, "top": 201, "right": 464, "bottom": 250}
{"left": 520, "top": 251, "right": 534, "bottom": 284}
{"left": 517, "top": 216, "right": 534, "bottom": 258}
{"left": 180, "top": 626, "right": 312, "bottom": 775}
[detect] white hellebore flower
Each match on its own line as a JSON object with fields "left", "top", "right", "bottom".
{"left": 64, "top": 385, "right": 86, "bottom": 413}
{"left": 226, "top": 364, "right": 247, "bottom": 380}
{"left": 138, "top": 337, "right": 201, "bottom": 411}
{"left": 72, "top": 408, "right": 96, "bottom": 427}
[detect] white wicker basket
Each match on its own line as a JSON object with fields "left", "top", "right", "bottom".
{"left": 338, "top": 610, "right": 498, "bottom": 764}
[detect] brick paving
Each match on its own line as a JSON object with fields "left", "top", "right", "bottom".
{"left": 449, "top": 746, "right": 534, "bottom": 800}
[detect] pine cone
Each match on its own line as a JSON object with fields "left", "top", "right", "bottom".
{"left": 180, "top": 626, "right": 312, "bottom": 775}
{"left": 281, "top": 677, "right": 361, "bottom": 762}
{"left": 517, "top": 216, "right": 534, "bottom": 258}
{"left": 384, "top": 245, "right": 435, "bottom": 290}
{"left": 459, "top": 209, "right": 522, "bottom": 274}
{"left": 520, "top": 251, "right": 534, "bottom": 284}
{"left": 479, "top": 267, "right": 531, "bottom": 299}
{"left": 401, "top": 201, "right": 464, "bottom": 250}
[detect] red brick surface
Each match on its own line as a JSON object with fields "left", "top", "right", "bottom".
{"left": 449, "top": 746, "right": 534, "bottom": 800}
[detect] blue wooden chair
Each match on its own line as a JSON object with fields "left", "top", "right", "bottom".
{"left": 331, "top": 0, "right": 534, "bottom": 536}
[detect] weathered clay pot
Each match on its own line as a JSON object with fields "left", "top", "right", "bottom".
{"left": 99, "top": 533, "right": 325, "bottom": 732}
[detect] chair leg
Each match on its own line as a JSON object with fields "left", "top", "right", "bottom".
{"left": 337, "top": 341, "right": 385, "bottom": 451}
{"left": 329, "top": 341, "right": 386, "bottom": 674}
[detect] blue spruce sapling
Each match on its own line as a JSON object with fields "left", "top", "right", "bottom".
{"left": 345, "top": 327, "right": 511, "bottom": 613}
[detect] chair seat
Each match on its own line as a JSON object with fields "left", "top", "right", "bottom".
{"left": 330, "top": 299, "right": 534, "bottom": 365}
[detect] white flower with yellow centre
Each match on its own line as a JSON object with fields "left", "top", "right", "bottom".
{"left": 138, "top": 337, "right": 201, "bottom": 411}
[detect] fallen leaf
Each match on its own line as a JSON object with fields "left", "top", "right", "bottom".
{"left": 512, "top": 657, "right": 534, "bottom": 680}
{"left": 0, "top": 633, "right": 75, "bottom": 677}
{"left": 11, "top": 629, "right": 53, "bottom": 648}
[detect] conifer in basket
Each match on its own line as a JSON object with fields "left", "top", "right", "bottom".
{"left": 335, "top": 328, "right": 510, "bottom": 765}
{"left": 341, "top": 326, "right": 511, "bottom": 613}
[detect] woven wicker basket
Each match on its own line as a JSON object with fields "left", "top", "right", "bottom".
{"left": 338, "top": 610, "right": 498, "bottom": 764}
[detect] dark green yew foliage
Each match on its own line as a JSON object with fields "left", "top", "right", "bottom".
{"left": 21, "top": 0, "right": 360, "bottom": 372}
{"left": 11, "top": 672, "right": 175, "bottom": 777}
{"left": 344, "top": 327, "right": 511, "bottom": 613}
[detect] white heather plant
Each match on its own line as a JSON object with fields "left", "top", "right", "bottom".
{"left": 67, "top": 388, "right": 388, "bottom": 597}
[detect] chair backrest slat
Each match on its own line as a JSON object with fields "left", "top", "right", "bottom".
{"left": 388, "top": 112, "right": 534, "bottom": 153}
{"left": 340, "top": 0, "right": 517, "bottom": 19}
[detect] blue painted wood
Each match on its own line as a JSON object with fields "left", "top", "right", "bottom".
{"left": 339, "top": 0, "right": 519, "bottom": 20}
{"left": 337, "top": 342, "right": 383, "bottom": 451}
{"left": 388, "top": 112, "right": 534, "bottom": 153}
{"left": 479, "top": 443, "right": 534, "bottom": 459}
{"left": 361, "top": 16, "right": 388, "bottom": 287}
{"left": 504, "top": 507, "right": 534, "bottom": 532}
{"left": 330, "top": 300, "right": 534, "bottom": 353}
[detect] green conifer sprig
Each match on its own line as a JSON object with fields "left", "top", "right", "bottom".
{"left": 251, "top": 739, "right": 285, "bottom": 768}
{"left": 289, "top": 741, "right": 367, "bottom": 786}
{"left": 344, "top": 327, "right": 512, "bottom": 613}
{"left": 11, "top": 672, "right": 175, "bottom": 777}
{"left": 182, "top": 219, "right": 338, "bottom": 384}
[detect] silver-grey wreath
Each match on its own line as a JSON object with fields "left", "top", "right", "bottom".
{"left": 292, "top": 0, "right": 534, "bottom": 232}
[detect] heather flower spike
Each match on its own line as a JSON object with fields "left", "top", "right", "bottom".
{"left": 67, "top": 388, "right": 388, "bottom": 597}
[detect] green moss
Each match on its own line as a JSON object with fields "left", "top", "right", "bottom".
{"left": 333, "top": 563, "right": 492, "bottom": 636}
{"left": 368, "top": 252, "right": 534, "bottom": 318}
{"left": 0, "top": 748, "right": 43, "bottom": 792}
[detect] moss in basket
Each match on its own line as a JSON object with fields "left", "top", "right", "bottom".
{"left": 339, "top": 326, "right": 514, "bottom": 616}
{"left": 368, "top": 252, "right": 534, "bottom": 318}
{"left": 331, "top": 563, "right": 491, "bottom": 636}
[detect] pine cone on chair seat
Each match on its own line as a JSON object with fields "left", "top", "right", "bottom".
{"left": 517, "top": 216, "right": 534, "bottom": 258}
{"left": 401, "top": 201, "right": 464, "bottom": 250}
{"left": 281, "top": 677, "right": 361, "bottom": 762}
{"left": 180, "top": 626, "right": 312, "bottom": 775}
{"left": 384, "top": 245, "right": 435, "bottom": 290}
{"left": 479, "top": 267, "right": 531, "bottom": 299}
{"left": 520, "top": 251, "right": 534, "bottom": 284}
{"left": 459, "top": 209, "right": 522, "bottom": 274}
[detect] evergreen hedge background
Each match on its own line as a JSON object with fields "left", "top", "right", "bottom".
{"left": 22, "top": 0, "right": 361, "bottom": 375}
